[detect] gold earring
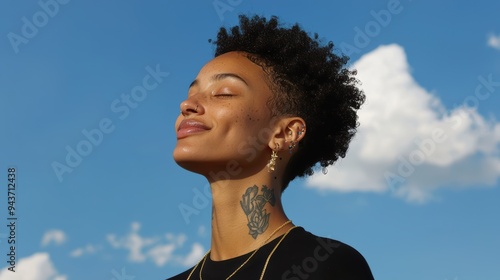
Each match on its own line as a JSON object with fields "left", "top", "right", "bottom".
{"left": 267, "top": 143, "right": 279, "bottom": 172}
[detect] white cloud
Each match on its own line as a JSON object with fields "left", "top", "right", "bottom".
{"left": 107, "top": 222, "right": 204, "bottom": 267}
{"left": 0, "top": 252, "right": 66, "bottom": 280}
{"left": 70, "top": 244, "right": 101, "bottom": 258}
{"left": 107, "top": 222, "right": 158, "bottom": 262}
{"left": 179, "top": 243, "right": 205, "bottom": 267}
{"left": 307, "top": 44, "right": 500, "bottom": 203}
{"left": 147, "top": 242, "right": 204, "bottom": 267}
{"left": 147, "top": 243, "right": 176, "bottom": 266}
{"left": 487, "top": 33, "right": 500, "bottom": 50}
{"left": 41, "top": 230, "right": 67, "bottom": 247}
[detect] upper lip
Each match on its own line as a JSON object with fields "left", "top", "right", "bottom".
{"left": 177, "top": 119, "right": 210, "bottom": 131}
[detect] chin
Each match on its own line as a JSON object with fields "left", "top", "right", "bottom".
{"left": 173, "top": 150, "right": 196, "bottom": 169}
{"left": 173, "top": 150, "right": 209, "bottom": 175}
{"left": 174, "top": 161, "right": 223, "bottom": 180}
{"left": 174, "top": 160, "right": 200, "bottom": 173}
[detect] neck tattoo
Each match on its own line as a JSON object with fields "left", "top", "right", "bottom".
{"left": 186, "top": 185, "right": 282, "bottom": 280}
{"left": 240, "top": 185, "right": 276, "bottom": 239}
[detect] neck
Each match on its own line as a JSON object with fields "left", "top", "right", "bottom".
{"left": 207, "top": 172, "right": 292, "bottom": 261}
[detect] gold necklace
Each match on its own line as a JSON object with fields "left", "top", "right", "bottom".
{"left": 186, "top": 220, "right": 293, "bottom": 280}
{"left": 259, "top": 226, "right": 297, "bottom": 280}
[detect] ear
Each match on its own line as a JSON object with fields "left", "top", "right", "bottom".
{"left": 267, "top": 117, "right": 306, "bottom": 152}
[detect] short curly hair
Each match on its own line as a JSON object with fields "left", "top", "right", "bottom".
{"left": 211, "top": 15, "right": 365, "bottom": 191}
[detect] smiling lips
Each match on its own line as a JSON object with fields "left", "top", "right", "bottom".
{"left": 176, "top": 119, "right": 210, "bottom": 139}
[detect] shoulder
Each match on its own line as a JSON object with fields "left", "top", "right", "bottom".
{"left": 279, "top": 227, "right": 374, "bottom": 280}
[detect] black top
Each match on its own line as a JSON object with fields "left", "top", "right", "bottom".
{"left": 167, "top": 227, "right": 374, "bottom": 280}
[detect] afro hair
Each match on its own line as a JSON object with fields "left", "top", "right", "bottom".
{"left": 211, "top": 15, "right": 365, "bottom": 191}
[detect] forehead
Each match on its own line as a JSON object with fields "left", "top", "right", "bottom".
{"left": 196, "top": 51, "right": 266, "bottom": 81}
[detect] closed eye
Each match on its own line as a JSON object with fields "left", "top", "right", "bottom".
{"left": 213, "top": 93, "right": 234, "bottom": 98}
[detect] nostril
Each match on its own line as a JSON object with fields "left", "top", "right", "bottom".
{"left": 180, "top": 101, "right": 198, "bottom": 114}
{"left": 184, "top": 104, "right": 201, "bottom": 114}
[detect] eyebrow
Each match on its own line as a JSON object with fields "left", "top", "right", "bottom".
{"left": 188, "top": 73, "right": 248, "bottom": 89}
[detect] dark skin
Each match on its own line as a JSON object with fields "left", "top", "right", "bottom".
{"left": 173, "top": 51, "right": 306, "bottom": 261}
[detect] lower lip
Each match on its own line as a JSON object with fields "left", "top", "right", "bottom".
{"left": 176, "top": 127, "right": 209, "bottom": 139}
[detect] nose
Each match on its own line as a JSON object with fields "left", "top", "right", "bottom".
{"left": 180, "top": 97, "right": 203, "bottom": 116}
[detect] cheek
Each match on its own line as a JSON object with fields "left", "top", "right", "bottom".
{"left": 241, "top": 100, "right": 266, "bottom": 120}
{"left": 241, "top": 108, "right": 265, "bottom": 129}
{"left": 245, "top": 109, "right": 262, "bottom": 123}
{"left": 217, "top": 106, "right": 260, "bottom": 125}
{"left": 241, "top": 109, "right": 273, "bottom": 141}
{"left": 216, "top": 103, "right": 271, "bottom": 139}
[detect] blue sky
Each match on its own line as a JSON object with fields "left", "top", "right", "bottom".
{"left": 1, "top": 0, "right": 499, "bottom": 279}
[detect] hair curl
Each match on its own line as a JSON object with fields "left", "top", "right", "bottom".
{"left": 211, "top": 15, "right": 365, "bottom": 191}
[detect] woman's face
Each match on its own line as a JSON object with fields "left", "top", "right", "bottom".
{"left": 173, "top": 51, "right": 276, "bottom": 175}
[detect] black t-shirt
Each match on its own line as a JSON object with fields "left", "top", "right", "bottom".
{"left": 167, "top": 227, "right": 374, "bottom": 280}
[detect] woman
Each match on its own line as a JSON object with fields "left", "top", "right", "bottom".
{"left": 169, "top": 15, "right": 374, "bottom": 280}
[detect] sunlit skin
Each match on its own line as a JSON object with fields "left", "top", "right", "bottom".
{"left": 173, "top": 51, "right": 306, "bottom": 260}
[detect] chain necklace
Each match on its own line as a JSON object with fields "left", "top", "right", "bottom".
{"left": 258, "top": 225, "right": 297, "bottom": 280}
{"left": 186, "top": 220, "right": 293, "bottom": 280}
